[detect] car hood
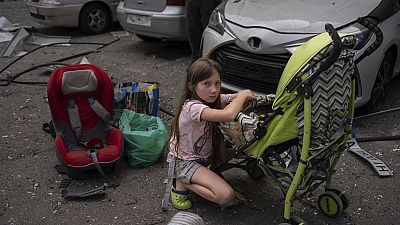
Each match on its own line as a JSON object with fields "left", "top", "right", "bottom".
{"left": 224, "top": 0, "right": 381, "bottom": 33}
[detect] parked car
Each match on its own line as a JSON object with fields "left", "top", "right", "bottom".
{"left": 26, "top": 0, "right": 119, "bottom": 34}
{"left": 202, "top": 0, "right": 400, "bottom": 111}
{"left": 116, "top": 0, "right": 187, "bottom": 41}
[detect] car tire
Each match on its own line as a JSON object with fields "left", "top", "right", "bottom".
{"left": 135, "top": 34, "right": 159, "bottom": 42}
{"left": 79, "top": 3, "right": 111, "bottom": 35}
{"left": 363, "top": 51, "right": 394, "bottom": 112}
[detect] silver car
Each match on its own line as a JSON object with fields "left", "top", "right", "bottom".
{"left": 116, "top": 0, "right": 187, "bottom": 41}
{"left": 26, "top": 0, "right": 119, "bottom": 34}
{"left": 202, "top": 0, "right": 400, "bottom": 111}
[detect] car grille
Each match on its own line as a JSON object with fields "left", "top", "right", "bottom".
{"left": 212, "top": 44, "right": 291, "bottom": 94}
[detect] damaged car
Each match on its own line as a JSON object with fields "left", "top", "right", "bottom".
{"left": 202, "top": 0, "right": 400, "bottom": 111}
{"left": 116, "top": 0, "right": 187, "bottom": 41}
{"left": 26, "top": 0, "right": 119, "bottom": 34}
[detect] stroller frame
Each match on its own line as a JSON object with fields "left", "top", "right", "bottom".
{"left": 215, "top": 18, "right": 382, "bottom": 224}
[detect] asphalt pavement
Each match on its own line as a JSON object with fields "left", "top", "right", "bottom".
{"left": 1, "top": 1, "right": 400, "bottom": 225}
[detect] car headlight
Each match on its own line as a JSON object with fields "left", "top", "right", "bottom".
{"left": 284, "top": 26, "right": 372, "bottom": 54}
{"left": 208, "top": 1, "right": 229, "bottom": 36}
{"left": 350, "top": 28, "right": 372, "bottom": 50}
{"left": 208, "top": 9, "right": 226, "bottom": 35}
{"left": 41, "top": 0, "right": 64, "bottom": 6}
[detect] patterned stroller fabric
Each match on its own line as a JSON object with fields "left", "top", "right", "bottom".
{"left": 244, "top": 33, "right": 356, "bottom": 158}
{"left": 296, "top": 45, "right": 354, "bottom": 149}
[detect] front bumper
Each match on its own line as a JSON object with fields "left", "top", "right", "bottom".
{"left": 116, "top": 2, "right": 187, "bottom": 41}
{"left": 26, "top": 2, "right": 81, "bottom": 27}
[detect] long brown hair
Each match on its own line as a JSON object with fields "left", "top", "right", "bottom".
{"left": 170, "top": 58, "right": 223, "bottom": 159}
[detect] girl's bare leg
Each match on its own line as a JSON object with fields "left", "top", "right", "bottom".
{"left": 179, "top": 166, "right": 235, "bottom": 205}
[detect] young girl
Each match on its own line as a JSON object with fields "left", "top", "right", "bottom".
{"left": 167, "top": 58, "right": 256, "bottom": 210}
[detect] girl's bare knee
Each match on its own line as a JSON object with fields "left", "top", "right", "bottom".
{"left": 216, "top": 188, "right": 235, "bottom": 205}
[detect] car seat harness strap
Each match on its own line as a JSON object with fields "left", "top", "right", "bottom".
{"left": 68, "top": 99, "right": 82, "bottom": 140}
{"left": 88, "top": 97, "right": 111, "bottom": 122}
{"left": 83, "top": 138, "right": 107, "bottom": 177}
{"left": 87, "top": 148, "right": 106, "bottom": 178}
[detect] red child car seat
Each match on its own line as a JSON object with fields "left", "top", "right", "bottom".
{"left": 47, "top": 64, "right": 123, "bottom": 179}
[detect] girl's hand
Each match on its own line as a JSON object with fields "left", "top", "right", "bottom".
{"left": 202, "top": 90, "right": 256, "bottom": 122}
{"left": 238, "top": 89, "right": 257, "bottom": 101}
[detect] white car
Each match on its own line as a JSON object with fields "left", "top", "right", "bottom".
{"left": 202, "top": 0, "right": 400, "bottom": 111}
{"left": 116, "top": 0, "right": 187, "bottom": 41}
{"left": 26, "top": 0, "right": 119, "bottom": 34}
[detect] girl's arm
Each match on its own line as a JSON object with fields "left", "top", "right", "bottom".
{"left": 229, "top": 93, "right": 238, "bottom": 100}
{"left": 201, "top": 90, "right": 256, "bottom": 122}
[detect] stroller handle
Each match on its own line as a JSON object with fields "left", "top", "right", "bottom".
{"left": 304, "top": 23, "right": 341, "bottom": 88}
{"left": 320, "top": 23, "right": 342, "bottom": 72}
{"left": 354, "top": 17, "right": 383, "bottom": 64}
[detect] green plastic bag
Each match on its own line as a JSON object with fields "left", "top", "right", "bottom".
{"left": 119, "top": 109, "right": 168, "bottom": 168}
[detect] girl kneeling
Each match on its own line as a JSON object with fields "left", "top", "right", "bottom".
{"left": 168, "top": 58, "right": 256, "bottom": 210}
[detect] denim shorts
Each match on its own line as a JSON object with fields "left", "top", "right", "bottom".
{"left": 167, "top": 154, "right": 205, "bottom": 184}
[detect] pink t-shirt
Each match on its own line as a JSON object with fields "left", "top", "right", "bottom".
{"left": 169, "top": 94, "right": 231, "bottom": 161}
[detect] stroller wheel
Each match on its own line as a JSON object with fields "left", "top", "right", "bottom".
{"left": 329, "top": 189, "right": 350, "bottom": 210}
{"left": 245, "top": 159, "right": 264, "bottom": 179}
{"left": 318, "top": 191, "right": 344, "bottom": 217}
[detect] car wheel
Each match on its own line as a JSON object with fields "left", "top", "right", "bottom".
{"left": 79, "top": 3, "right": 111, "bottom": 34}
{"left": 135, "top": 34, "right": 159, "bottom": 42}
{"left": 364, "top": 51, "right": 394, "bottom": 112}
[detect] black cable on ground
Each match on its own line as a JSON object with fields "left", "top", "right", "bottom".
{"left": 0, "top": 62, "right": 70, "bottom": 86}
{"left": 54, "top": 50, "right": 100, "bottom": 62}
{"left": 0, "top": 38, "right": 120, "bottom": 87}
{"left": 8, "top": 80, "right": 47, "bottom": 86}
{"left": 96, "top": 38, "right": 120, "bottom": 50}
{"left": 357, "top": 135, "right": 400, "bottom": 142}
{"left": 354, "top": 107, "right": 400, "bottom": 142}
{"left": 0, "top": 39, "right": 119, "bottom": 75}
{"left": 354, "top": 107, "right": 400, "bottom": 120}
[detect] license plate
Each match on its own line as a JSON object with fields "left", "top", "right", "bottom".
{"left": 28, "top": 5, "right": 38, "bottom": 14}
{"left": 127, "top": 14, "right": 151, "bottom": 26}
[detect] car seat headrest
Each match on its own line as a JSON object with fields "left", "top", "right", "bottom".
{"left": 61, "top": 69, "right": 98, "bottom": 95}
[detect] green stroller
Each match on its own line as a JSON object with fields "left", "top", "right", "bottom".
{"left": 215, "top": 17, "right": 382, "bottom": 225}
